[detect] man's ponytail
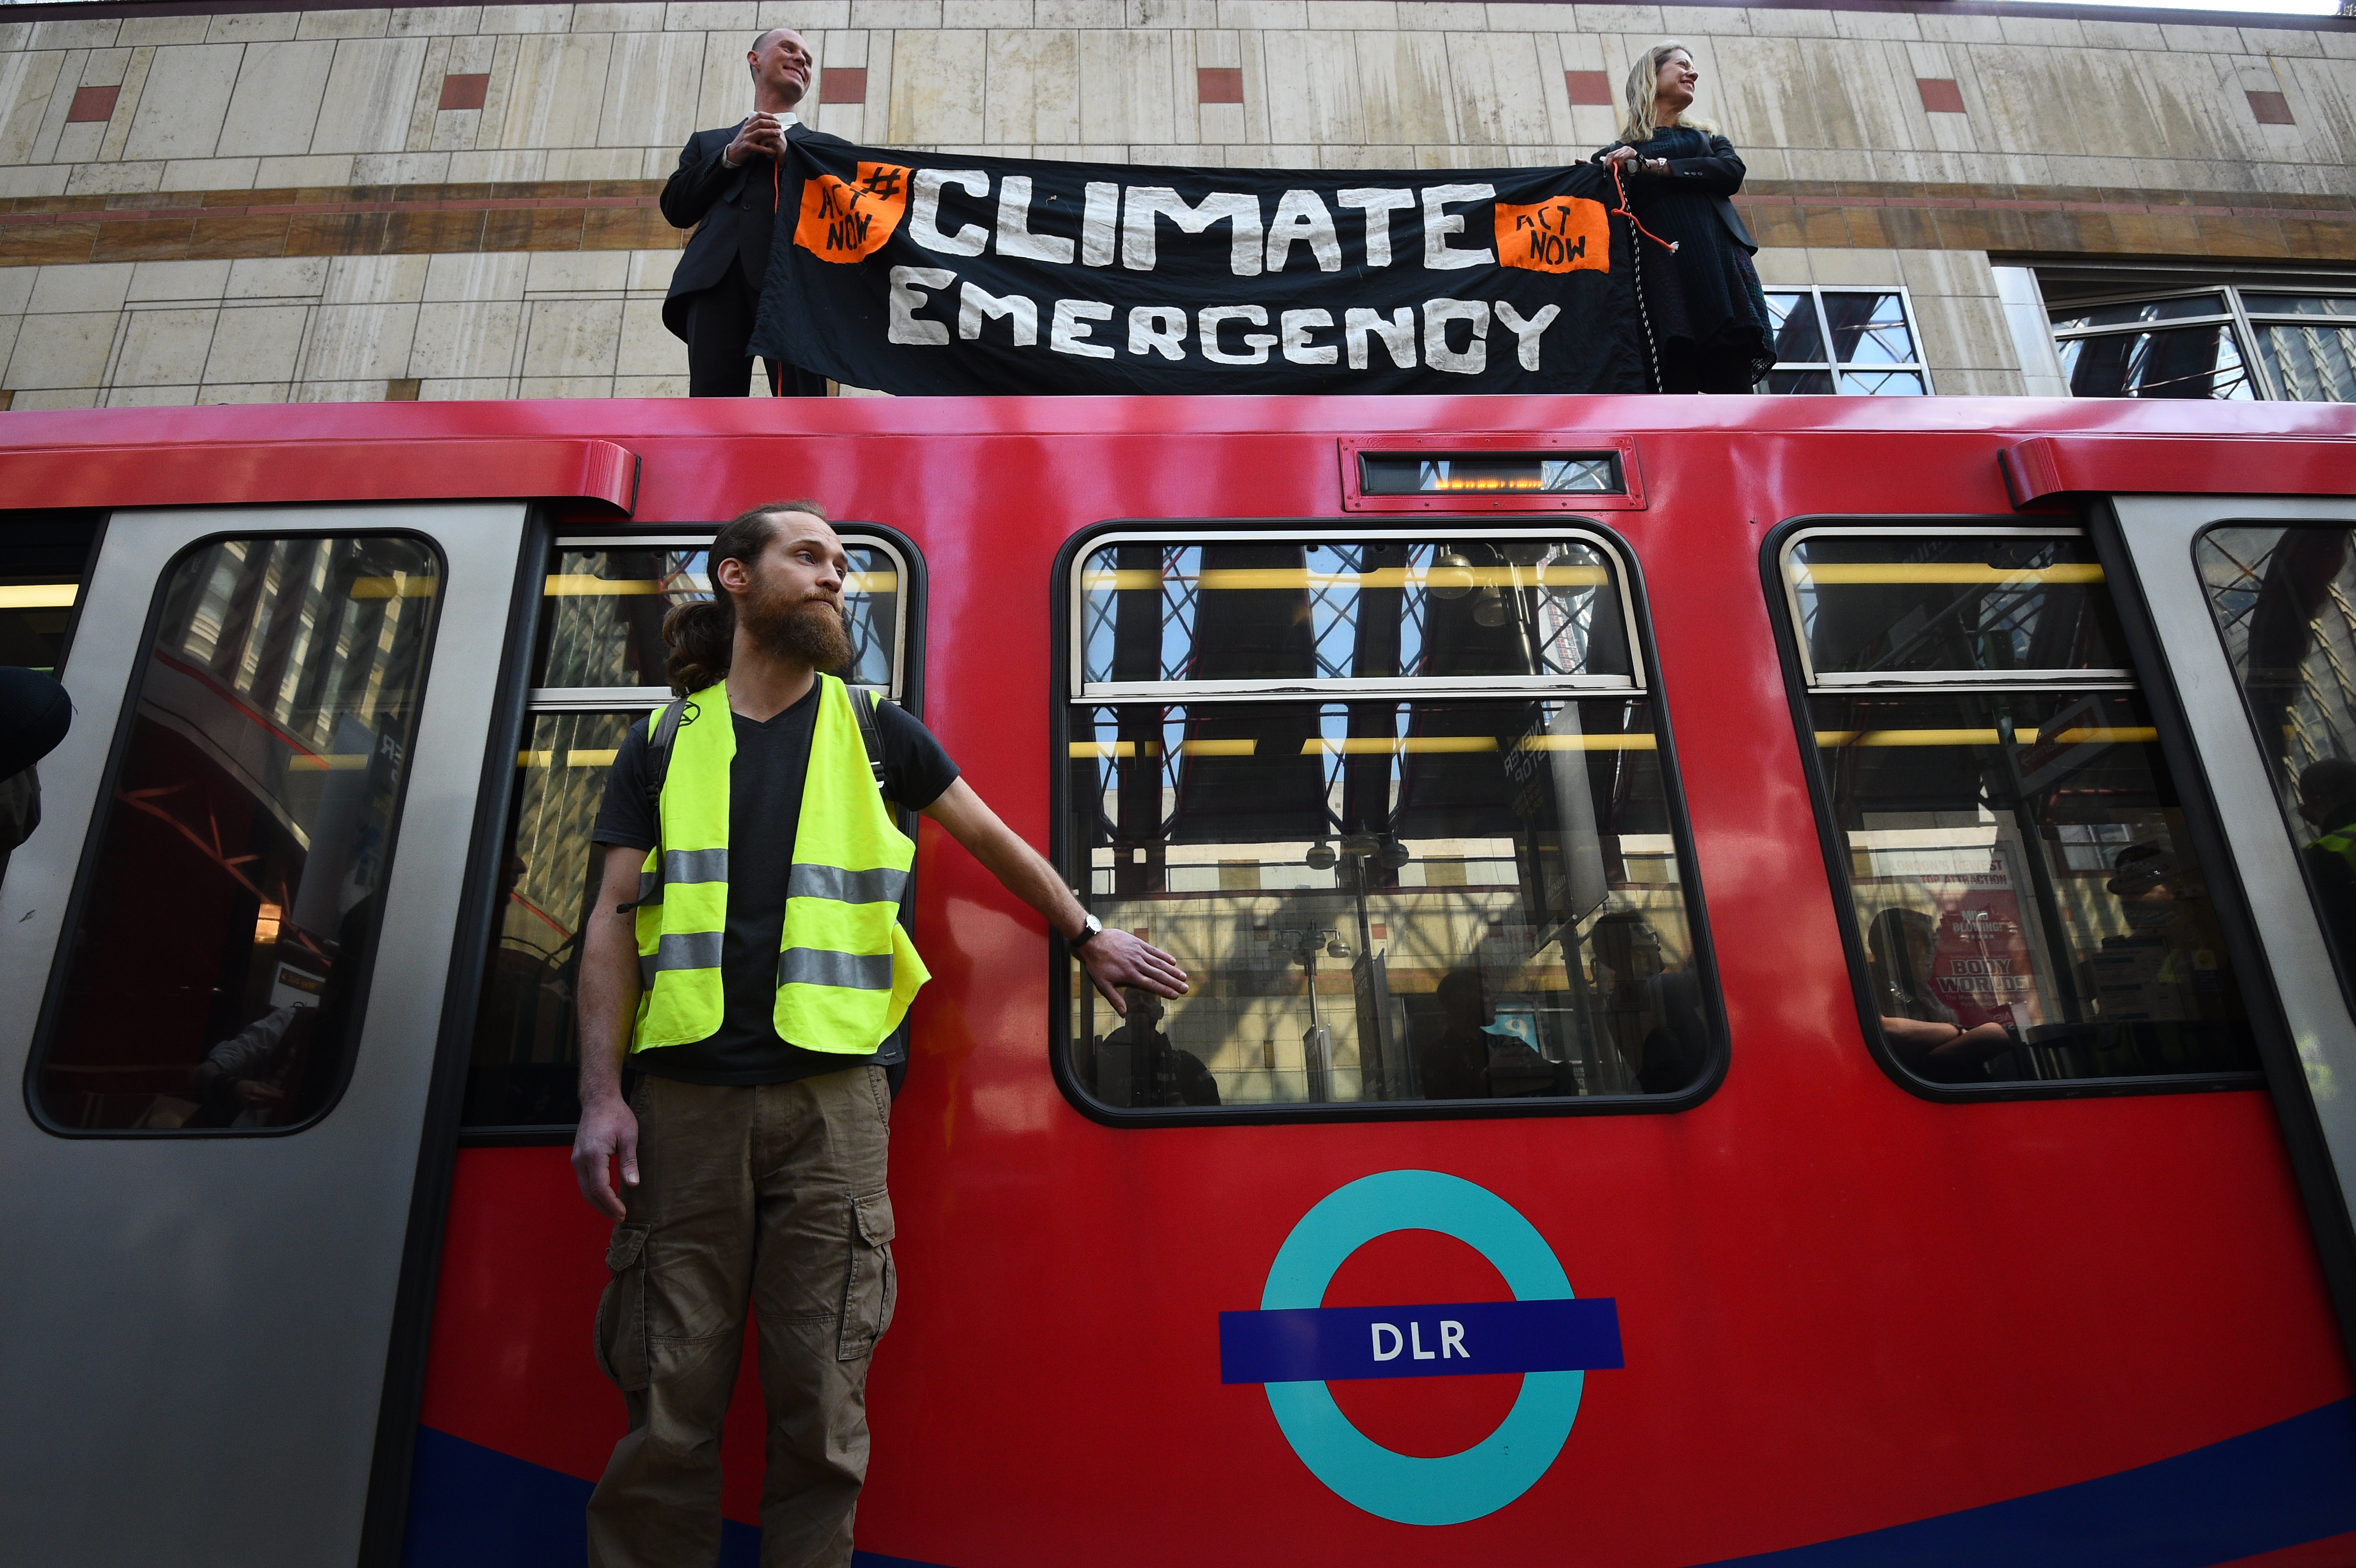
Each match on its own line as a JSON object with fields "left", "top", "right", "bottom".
{"left": 663, "top": 497, "right": 831, "bottom": 696}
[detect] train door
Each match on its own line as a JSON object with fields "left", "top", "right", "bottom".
{"left": 2104, "top": 498, "right": 2356, "bottom": 1312}
{"left": 0, "top": 504, "right": 532, "bottom": 1566}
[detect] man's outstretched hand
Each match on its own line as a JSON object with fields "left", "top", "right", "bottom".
{"left": 1080, "top": 927, "right": 1189, "bottom": 1015}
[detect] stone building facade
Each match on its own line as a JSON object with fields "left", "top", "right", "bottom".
{"left": 0, "top": 0, "right": 2349, "bottom": 407}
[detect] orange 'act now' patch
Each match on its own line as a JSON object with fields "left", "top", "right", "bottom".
{"left": 1494, "top": 197, "right": 1609, "bottom": 274}
{"left": 794, "top": 161, "right": 913, "bottom": 263}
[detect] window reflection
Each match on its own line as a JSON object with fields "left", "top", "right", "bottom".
{"left": 1787, "top": 533, "right": 2126, "bottom": 681}
{"left": 35, "top": 535, "right": 440, "bottom": 1132}
{"left": 2057, "top": 325, "right": 2256, "bottom": 400}
{"left": 1064, "top": 698, "right": 1706, "bottom": 1107}
{"left": 2194, "top": 526, "right": 2356, "bottom": 1010}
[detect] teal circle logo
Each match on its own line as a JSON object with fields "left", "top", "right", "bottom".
{"left": 1257, "top": 1169, "right": 1586, "bottom": 1526}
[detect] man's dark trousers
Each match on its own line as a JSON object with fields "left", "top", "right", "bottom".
{"left": 661, "top": 120, "right": 841, "bottom": 398}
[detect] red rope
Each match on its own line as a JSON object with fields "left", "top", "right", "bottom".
{"left": 1609, "top": 159, "right": 1680, "bottom": 253}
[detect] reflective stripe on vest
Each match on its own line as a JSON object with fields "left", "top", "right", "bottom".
{"left": 631, "top": 675, "right": 929, "bottom": 1055}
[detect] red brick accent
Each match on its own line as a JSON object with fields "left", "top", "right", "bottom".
{"left": 1917, "top": 78, "right": 1966, "bottom": 115}
{"left": 1198, "top": 67, "right": 1243, "bottom": 105}
{"left": 65, "top": 86, "right": 119, "bottom": 124}
{"left": 2248, "top": 90, "right": 2294, "bottom": 125}
{"left": 1565, "top": 70, "right": 1613, "bottom": 107}
{"left": 819, "top": 66, "right": 866, "bottom": 105}
{"left": 438, "top": 74, "right": 489, "bottom": 111}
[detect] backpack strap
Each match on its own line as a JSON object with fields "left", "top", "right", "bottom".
{"left": 616, "top": 697, "right": 692, "bottom": 914}
{"left": 852, "top": 686, "right": 891, "bottom": 800}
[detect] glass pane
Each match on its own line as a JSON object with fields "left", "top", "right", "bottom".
{"left": 2240, "top": 294, "right": 2356, "bottom": 319}
{"left": 537, "top": 542, "right": 901, "bottom": 692}
{"left": 0, "top": 514, "right": 98, "bottom": 676}
{"left": 2252, "top": 323, "right": 2356, "bottom": 403}
{"left": 2193, "top": 526, "right": 2356, "bottom": 1009}
{"left": 2049, "top": 294, "right": 2229, "bottom": 332}
{"left": 1076, "top": 539, "right": 1634, "bottom": 689}
{"left": 1813, "top": 688, "right": 2258, "bottom": 1086}
{"left": 1787, "top": 534, "right": 2127, "bottom": 679}
{"left": 1063, "top": 698, "right": 1708, "bottom": 1107}
{"left": 1824, "top": 292, "right": 1916, "bottom": 365}
{"left": 1764, "top": 292, "right": 1824, "bottom": 363}
{"left": 1766, "top": 370, "right": 1833, "bottom": 395}
{"left": 1837, "top": 371, "right": 1926, "bottom": 396}
{"left": 2058, "top": 325, "right": 2256, "bottom": 400}
{"left": 465, "top": 711, "right": 639, "bottom": 1128}
{"left": 34, "top": 535, "right": 441, "bottom": 1132}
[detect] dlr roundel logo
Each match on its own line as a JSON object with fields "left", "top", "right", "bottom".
{"left": 1217, "top": 1170, "right": 1624, "bottom": 1526}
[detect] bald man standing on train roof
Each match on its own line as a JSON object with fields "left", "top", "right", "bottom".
{"left": 571, "top": 501, "right": 1187, "bottom": 1568}
{"left": 661, "top": 28, "right": 845, "bottom": 396}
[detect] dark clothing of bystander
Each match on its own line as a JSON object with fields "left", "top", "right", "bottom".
{"left": 1594, "top": 126, "right": 1774, "bottom": 393}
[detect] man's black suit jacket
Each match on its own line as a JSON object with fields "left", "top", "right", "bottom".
{"left": 659, "top": 120, "right": 849, "bottom": 344}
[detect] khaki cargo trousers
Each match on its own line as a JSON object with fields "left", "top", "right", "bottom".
{"left": 587, "top": 1066, "right": 897, "bottom": 1568}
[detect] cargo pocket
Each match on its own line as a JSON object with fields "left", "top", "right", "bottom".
{"left": 594, "top": 1223, "right": 651, "bottom": 1392}
{"left": 838, "top": 1190, "right": 896, "bottom": 1361}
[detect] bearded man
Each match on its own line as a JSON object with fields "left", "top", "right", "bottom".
{"left": 573, "top": 501, "right": 1185, "bottom": 1567}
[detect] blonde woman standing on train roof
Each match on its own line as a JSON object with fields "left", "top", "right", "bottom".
{"left": 1595, "top": 43, "right": 1777, "bottom": 393}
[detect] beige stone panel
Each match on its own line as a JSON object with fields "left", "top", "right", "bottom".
{"left": 760, "top": 1, "right": 852, "bottom": 26}
{"left": 196, "top": 382, "right": 294, "bottom": 404}
{"left": 10, "top": 389, "right": 102, "bottom": 410}
{"left": 52, "top": 120, "right": 105, "bottom": 164}
{"left": 1750, "top": 245, "right": 1809, "bottom": 285}
{"left": 984, "top": 28, "right": 1080, "bottom": 144}
{"left": 818, "top": 27, "right": 872, "bottom": 68}
{"left": 1919, "top": 13, "right": 2002, "bottom": 45}
{"left": 295, "top": 11, "right": 394, "bottom": 40}
{"left": 670, "top": 2, "right": 761, "bottom": 28}
{"left": 207, "top": 13, "right": 301, "bottom": 42}
{"left": 97, "top": 44, "right": 155, "bottom": 161}
{"left": 27, "top": 21, "right": 122, "bottom": 50}
{"left": 491, "top": 32, "right": 613, "bottom": 151}
{"left": 5, "top": 312, "right": 118, "bottom": 388}
{"left": 517, "top": 375, "right": 618, "bottom": 396}
{"left": 1075, "top": 28, "right": 1178, "bottom": 143}
{"left": 227, "top": 257, "right": 329, "bottom": 300}
{"left": 0, "top": 271, "right": 34, "bottom": 315}
{"left": 1568, "top": 5, "right": 1658, "bottom": 33}
{"left": 111, "top": 305, "right": 217, "bottom": 384}
{"left": 526, "top": 249, "right": 632, "bottom": 292}
{"left": 300, "top": 303, "right": 420, "bottom": 379}
{"left": 103, "top": 384, "right": 203, "bottom": 407}
{"left": 811, "top": 103, "right": 865, "bottom": 141}
{"left": 1567, "top": 103, "right": 1615, "bottom": 148}
{"left": 852, "top": 0, "right": 944, "bottom": 24}
{"left": 1131, "top": 0, "right": 1222, "bottom": 21}
{"left": 613, "top": 373, "right": 691, "bottom": 396}
{"left": 409, "top": 299, "right": 524, "bottom": 377}
{"left": 65, "top": 161, "right": 167, "bottom": 193}
{"left": 0, "top": 51, "right": 66, "bottom": 165}
{"left": 2131, "top": 48, "right": 2251, "bottom": 165}
{"left": 311, "top": 37, "right": 433, "bottom": 153}
{"left": 449, "top": 35, "right": 496, "bottom": 73}
{"left": 1445, "top": 32, "right": 1553, "bottom": 147}
{"left": 404, "top": 34, "right": 456, "bottom": 151}
{"left": 1911, "top": 291, "right": 2011, "bottom": 374}
{"left": 447, "top": 147, "right": 546, "bottom": 180}
{"left": 288, "top": 378, "right": 394, "bottom": 402}
{"left": 391, "top": 7, "right": 487, "bottom": 33}
{"left": 1193, "top": 26, "right": 1239, "bottom": 67}
{"left": 1257, "top": 29, "right": 1370, "bottom": 147}
{"left": 1748, "top": 8, "right": 1839, "bottom": 40}
{"left": 2255, "top": 28, "right": 2326, "bottom": 58}
{"left": 1802, "top": 247, "right": 1901, "bottom": 286}
{"left": 254, "top": 152, "right": 358, "bottom": 184}
{"left": 2318, "top": 29, "right": 2356, "bottom": 60}
{"left": 627, "top": 247, "right": 687, "bottom": 288}
{"left": 1037, "top": 0, "right": 1123, "bottom": 23}
{"left": 546, "top": 146, "right": 642, "bottom": 178}
{"left": 432, "top": 107, "right": 484, "bottom": 151}
{"left": 1355, "top": 30, "right": 1453, "bottom": 145}
{"left": 945, "top": 0, "right": 1036, "bottom": 23}
{"left": 354, "top": 151, "right": 453, "bottom": 181}
{"left": 426, "top": 251, "right": 530, "bottom": 300}
{"left": 416, "top": 376, "right": 518, "bottom": 398}
{"left": 888, "top": 29, "right": 986, "bottom": 142}
{"left": 1899, "top": 248, "right": 1998, "bottom": 303}
{"left": 1690, "top": 35, "right": 1812, "bottom": 152}
{"left": 29, "top": 263, "right": 132, "bottom": 314}
{"left": 693, "top": 31, "right": 755, "bottom": 132}
{"left": 158, "top": 156, "right": 260, "bottom": 189}
{"left": 2159, "top": 22, "right": 2243, "bottom": 54}
{"left": 575, "top": 4, "right": 672, "bottom": 30}
{"left": 324, "top": 255, "right": 429, "bottom": 305}
{"left": 118, "top": 18, "right": 211, "bottom": 46}
{"left": 616, "top": 294, "right": 678, "bottom": 374}
{"left": 216, "top": 40, "right": 335, "bottom": 158}
{"left": 121, "top": 43, "right": 241, "bottom": 161}
{"left": 1214, "top": 0, "right": 1303, "bottom": 24}
{"left": 1831, "top": 11, "right": 1920, "bottom": 43}
{"left": 128, "top": 259, "right": 232, "bottom": 301}
{"left": 480, "top": 6, "right": 581, "bottom": 33}
{"left": 523, "top": 297, "right": 625, "bottom": 375}
{"left": 601, "top": 30, "right": 707, "bottom": 146}
{"left": 81, "top": 47, "right": 135, "bottom": 87}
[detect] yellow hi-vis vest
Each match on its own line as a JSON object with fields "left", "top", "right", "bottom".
{"left": 631, "top": 675, "right": 929, "bottom": 1055}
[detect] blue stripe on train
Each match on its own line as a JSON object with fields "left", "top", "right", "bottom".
{"left": 403, "top": 1398, "right": 2356, "bottom": 1567}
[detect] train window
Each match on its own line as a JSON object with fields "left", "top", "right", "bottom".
{"left": 1782, "top": 526, "right": 2259, "bottom": 1090}
{"left": 1060, "top": 532, "right": 1713, "bottom": 1116}
{"left": 465, "top": 531, "right": 914, "bottom": 1132}
{"left": 2193, "top": 524, "right": 2356, "bottom": 1013}
{"left": 32, "top": 534, "right": 442, "bottom": 1133}
{"left": 1, "top": 513, "right": 100, "bottom": 676}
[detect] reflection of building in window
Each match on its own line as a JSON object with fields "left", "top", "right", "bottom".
{"left": 1758, "top": 287, "right": 1931, "bottom": 395}
{"left": 2040, "top": 276, "right": 2356, "bottom": 402}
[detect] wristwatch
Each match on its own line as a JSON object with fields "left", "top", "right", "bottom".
{"left": 1070, "top": 913, "right": 1104, "bottom": 948}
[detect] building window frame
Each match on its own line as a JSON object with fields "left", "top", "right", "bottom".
{"left": 2045, "top": 281, "right": 2356, "bottom": 402}
{"left": 1759, "top": 284, "right": 1934, "bottom": 396}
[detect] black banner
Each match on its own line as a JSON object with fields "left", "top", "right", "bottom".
{"left": 749, "top": 141, "right": 1647, "bottom": 396}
